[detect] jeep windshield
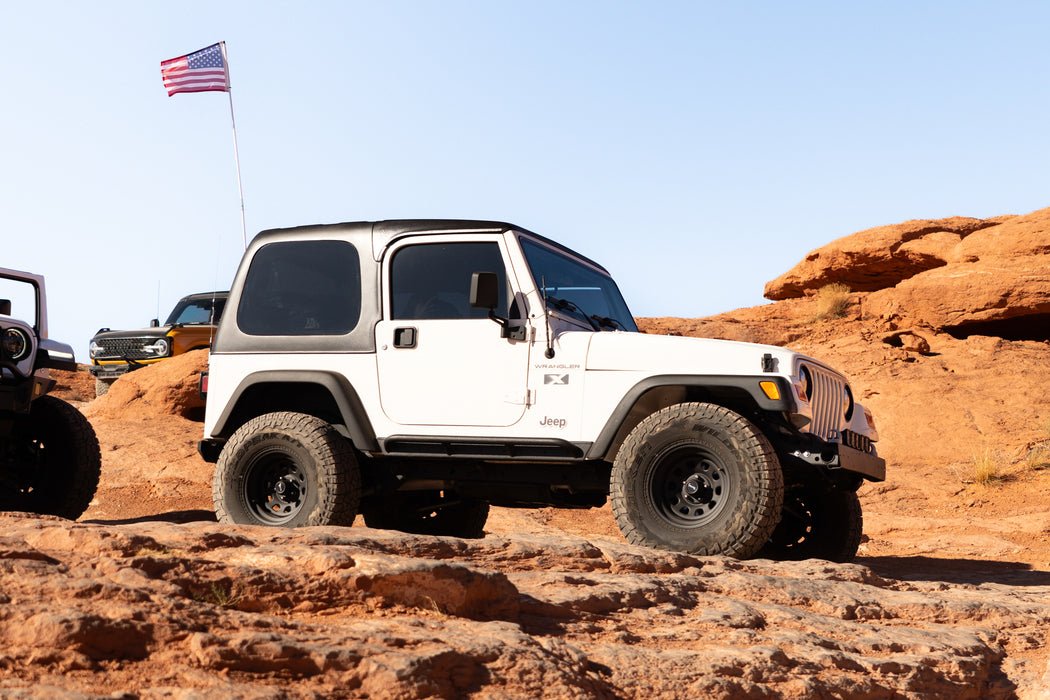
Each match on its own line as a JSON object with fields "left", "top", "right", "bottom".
{"left": 520, "top": 237, "right": 638, "bottom": 332}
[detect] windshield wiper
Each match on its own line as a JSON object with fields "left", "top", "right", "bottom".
{"left": 546, "top": 296, "right": 601, "bottom": 331}
{"left": 589, "top": 314, "right": 625, "bottom": 331}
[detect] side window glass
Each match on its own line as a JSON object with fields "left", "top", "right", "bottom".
{"left": 391, "top": 242, "right": 508, "bottom": 320}
{"left": 238, "top": 240, "right": 362, "bottom": 335}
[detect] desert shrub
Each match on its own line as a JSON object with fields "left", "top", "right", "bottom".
{"left": 813, "top": 283, "right": 851, "bottom": 320}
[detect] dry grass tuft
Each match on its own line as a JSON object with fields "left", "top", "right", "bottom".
{"left": 194, "top": 582, "right": 245, "bottom": 609}
{"left": 813, "top": 283, "right": 851, "bottom": 320}
{"left": 1025, "top": 444, "right": 1050, "bottom": 472}
{"left": 970, "top": 448, "right": 1004, "bottom": 486}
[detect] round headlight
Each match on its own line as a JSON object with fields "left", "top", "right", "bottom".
{"left": 2, "top": 328, "right": 30, "bottom": 361}
{"left": 145, "top": 338, "right": 171, "bottom": 357}
{"left": 89, "top": 340, "right": 103, "bottom": 359}
{"left": 798, "top": 365, "right": 813, "bottom": 401}
{"left": 844, "top": 384, "right": 855, "bottom": 421}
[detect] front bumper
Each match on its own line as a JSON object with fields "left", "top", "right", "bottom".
{"left": 90, "top": 363, "right": 136, "bottom": 380}
{"left": 789, "top": 441, "right": 886, "bottom": 482}
{"left": 837, "top": 444, "right": 886, "bottom": 481}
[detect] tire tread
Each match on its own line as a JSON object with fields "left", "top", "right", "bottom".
{"left": 611, "top": 402, "right": 783, "bottom": 558}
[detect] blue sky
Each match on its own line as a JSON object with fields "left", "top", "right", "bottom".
{"left": 2, "top": 1, "right": 1048, "bottom": 356}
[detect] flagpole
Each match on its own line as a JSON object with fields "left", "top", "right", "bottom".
{"left": 218, "top": 41, "right": 247, "bottom": 250}
{"left": 227, "top": 89, "right": 247, "bottom": 250}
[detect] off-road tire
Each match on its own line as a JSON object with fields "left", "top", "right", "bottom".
{"left": 213, "top": 412, "right": 360, "bottom": 527}
{"left": 611, "top": 402, "right": 783, "bottom": 558}
{"left": 95, "top": 377, "right": 116, "bottom": 397}
{"left": 362, "top": 490, "right": 489, "bottom": 538}
{"left": 757, "top": 485, "right": 863, "bottom": 563}
{"left": 0, "top": 395, "right": 102, "bottom": 519}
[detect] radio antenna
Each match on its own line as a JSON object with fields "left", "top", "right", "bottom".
{"left": 542, "top": 276, "right": 555, "bottom": 359}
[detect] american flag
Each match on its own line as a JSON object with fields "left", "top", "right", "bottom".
{"left": 161, "top": 42, "right": 230, "bottom": 96}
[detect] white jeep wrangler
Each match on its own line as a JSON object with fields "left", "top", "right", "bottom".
{"left": 200, "top": 220, "right": 885, "bottom": 561}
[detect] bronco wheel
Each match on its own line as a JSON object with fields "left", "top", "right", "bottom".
{"left": 0, "top": 395, "right": 102, "bottom": 519}
{"left": 213, "top": 412, "right": 360, "bottom": 527}
{"left": 362, "top": 490, "right": 489, "bottom": 539}
{"left": 757, "top": 485, "right": 863, "bottom": 563}
{"left": 94, "top": 377, "right": 116, "bottom": 397}
{"left": 610, "top": 402, "right": 783, "bottom": 558}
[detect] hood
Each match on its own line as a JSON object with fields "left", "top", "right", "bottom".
{"left": 582, "top": 331, "right": 802, "bottom": 377}
{"left": 90, "top": 326, "right": 172, "bottom": 342}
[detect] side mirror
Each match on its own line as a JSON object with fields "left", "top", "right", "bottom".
{"left": 0, "top": 300, "right": 10, "bottom": 316}
{"left": 469, "top": 272, "right": 499, "bottom": 310}
{"left": 469, "top": 271, "right": 526, "bottom": 341}
{"left": 150, "top": 318, "right": 160, "bottom": 328}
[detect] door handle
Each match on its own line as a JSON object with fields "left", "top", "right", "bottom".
{"left": 393, "top": 327, "right": 417, "bottom": 349}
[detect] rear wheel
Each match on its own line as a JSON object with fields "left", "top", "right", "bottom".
{"left": 611, "top": 402, "right": 783, "bottom": 558}
{"left": 0, "top": 395, "right": 101, "bottom": 519}
{"left": 213, "top": 412, "right": 360, "bottom": 527}
{"left": 757, "top": 485, "right": 863, "bottom": 563}
{"left": 362, "top": 490, "right": 489, "bottom": 538}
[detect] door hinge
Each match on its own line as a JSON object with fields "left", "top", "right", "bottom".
{"left": 504, "top": 389, "right": 536, "bottom": 406}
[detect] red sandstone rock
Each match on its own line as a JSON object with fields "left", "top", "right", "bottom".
{"left": 0, "top": 515, "right": 1042, "bottom": 698}
{"left": 865, "top": 254, "right": 1050, "bottom": 334}
{"left": 764, "top": 215, "right": 1002, "bottom": 299}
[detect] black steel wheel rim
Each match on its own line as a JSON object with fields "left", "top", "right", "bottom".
{"left": 649, "top": 444, "right": 731, "bottom": 528}
{"left": 768, "top": 491, "right": 814, "bottom": 548}
{"left": 243, "top": 450, "right": 308, "bottom": 524}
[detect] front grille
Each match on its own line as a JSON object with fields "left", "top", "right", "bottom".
{"left": 803, "top": 362, "right": 846, "bottom": 441}
{"left": 93, "top": 337, "right": 157, "bottom": 361}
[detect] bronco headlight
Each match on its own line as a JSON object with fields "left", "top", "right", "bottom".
{"left": 2, "top": 328, "right": 30, "bottom": 361}
{"left": 143, "top": 338, "right": 171, "bottom": 357}
{"left": 89, "top": 340, "right": 103, "bottom": 359}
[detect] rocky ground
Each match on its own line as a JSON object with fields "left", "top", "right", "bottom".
{"left": 4, "top": 207, "right": 1050, "bottom": 698}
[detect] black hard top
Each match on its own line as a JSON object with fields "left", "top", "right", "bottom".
{"left": 251, "top": 219, "right": 609, "bottom": 274}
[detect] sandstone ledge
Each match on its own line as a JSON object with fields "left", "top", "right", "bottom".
{"left": 0, "top": 514, "right": 1047, "bottom": 698}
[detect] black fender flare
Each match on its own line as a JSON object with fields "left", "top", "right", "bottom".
{"left": 210, "top": 370, "right": 378, "bottom": 451}
{"left": 584, "top": 374, "right": 796, "bottom": 460}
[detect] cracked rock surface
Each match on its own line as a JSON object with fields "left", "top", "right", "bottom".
{"left": 0, "top": 514, "right": 1048, "bottom": 699}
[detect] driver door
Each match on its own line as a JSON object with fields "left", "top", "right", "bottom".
{"left": 375, "top": 238, "right": 531, "bottom": 427}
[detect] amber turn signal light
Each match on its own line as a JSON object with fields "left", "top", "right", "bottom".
{"left": 759, "top": 381, "right": 781, "bottom": 401}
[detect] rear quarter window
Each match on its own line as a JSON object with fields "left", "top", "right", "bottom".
{"left": 237, "top": 240, "right": 362, "bottom": 335}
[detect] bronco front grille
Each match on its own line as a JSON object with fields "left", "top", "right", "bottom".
{"left": 93, "top": 337, "right": 157, "bottom": 361}
{"left": 802, "top": 362, "right": 846, "bottom": 441}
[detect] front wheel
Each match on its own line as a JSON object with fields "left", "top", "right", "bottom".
{"left": 213, "top": 412, "right": 360, "bottom": 527}
{"left": 94, "top": 377, "right": 116, "bottom": 397}
{"left": 757, "top": 486, "right": 863, "bottom": 563}
{"left": 610, "top": 402, "right": 783, "bottom": 558}
{"left": 0, "top": 395, "right": 102, "bottom": 519}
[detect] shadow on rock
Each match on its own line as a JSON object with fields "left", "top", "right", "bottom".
{"left": 860, "top": 555, "right": 1050, "bottom": 586}
{"left": 83, "top": 509, "right": 218, "bottom": 526}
